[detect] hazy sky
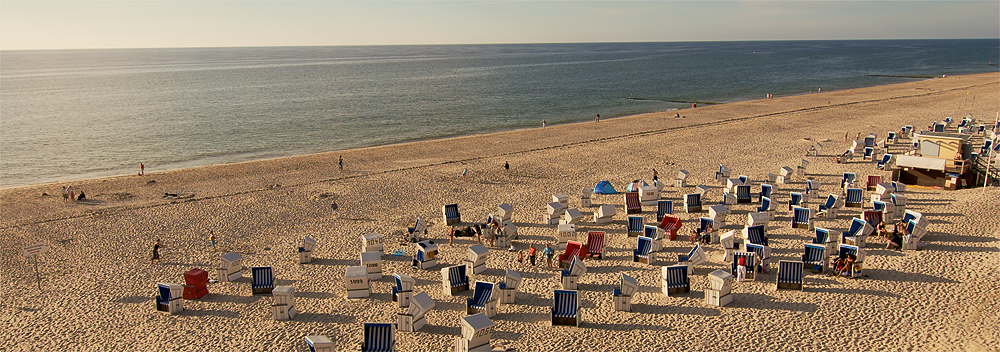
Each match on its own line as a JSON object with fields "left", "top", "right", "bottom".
{"left": 1, "top": 1, "right": 997, "bottom": 50}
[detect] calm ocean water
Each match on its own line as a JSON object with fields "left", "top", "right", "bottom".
{"left": 2, "top": 40, "right": 998, "bottom": 188}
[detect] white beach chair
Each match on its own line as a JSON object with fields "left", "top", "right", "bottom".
{"left": 442, "top": 264, "right": 470, "bottom": 296}
{"left": 392, "top": 274, "right": 415, "bottom": 308}
{"left": 465, "top": 244, "right": 489, "bottom": 275}
{"left": 360, "top": 251, "right": 383, "bottom": 280}
{"left": 412, "top": 240, "right": 438, "bottom": 270}
{"left": 345, "top": 266, "right": 370, "bottom": 298}
{"left": 270, "top": 286, "right": 297, "bottom": 320}
{"left": 498, "top": 269, "right": 521, "bottom": 304}
{"left": 612, "top": 273, "right": 639, "bottom": 312}
{"left": 456, "top": 313, "right": 495, "bottom": 351}
{"left": 704, "top": 269, "right": 734, "bottom": 307}
{"left": 397, "top": 291, "right": 435, "bottom": 332}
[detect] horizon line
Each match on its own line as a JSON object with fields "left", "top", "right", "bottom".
{"left": 3, "top": 37, "right": 998, "bottom": 52}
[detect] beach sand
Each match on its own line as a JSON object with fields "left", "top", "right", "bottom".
{"left": 2, "top": 73, "right": 999, "bottom": 351}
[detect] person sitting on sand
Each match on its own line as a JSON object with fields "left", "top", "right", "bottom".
{"left": 887, "top": 230, "right": 903, "bottom": 251}
{"left": 831, "top": 256, "right": 846, "bottom": 276}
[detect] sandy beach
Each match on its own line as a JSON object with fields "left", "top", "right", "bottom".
{"left": 2, "top": 73, "right": 999, "bottom": 351}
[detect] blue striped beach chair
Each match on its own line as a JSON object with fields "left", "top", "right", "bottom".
{"left": 441, "top": 265, "right": 469, "bottom": 296}
{"left": 656, "top": 200, "right": 673, "bottom": 221}
{"left": 560, "top": 256, "right": 587, "bottom": 290}
{"left": 759, "top": 184, "right": 772, "bottom": 202}
{"left": 788, "top": 192, "right": 803, "bottom": 210}
{"left": 735, "top": 185, "right": 752, "bottom": 204}
{"left": 876, "top": 154, "right": 893, "bottom": 170}
{"left": 251, "top": 266, "right": 274, "bottom": 295}
{"left": 744, "top": 243, "right": 771, "bottom": 273}
{"left": 845, "top": 188, "right": 864, "bottom": 208}
{"left": 743, "top": 224, "right": 767, "bottom": 245}
{"left": 731, "top": 252, "right": 756, "bottom": 281}
{"left": 627, "top": 216, "right": 644, "bottom": 237}
{"left": 678, "top": 244, "right": 707, "bottom": 275}
{"left": 361, "top": 323, "right": 394, "bottom": 352}
{"left": 818, "top": 194, "right": 840, "bottom": 219}
{"left": 661, "top": 265, "right": 690, "bottom": 296}
{"left": 738, "top": 175, "right": 749, "bottom": 185}
{"left": 467, "top": 281, "right": 497, "bottom": 317}
{"left": 633, "top": 236, "right": 655, "bottom": 265}
{"left": 757, "top": 196, "right": 774, "bottom": 216}
{"left": 776, "top": 260, "right": 804, "bottom": 291}
{"left": 643, "top": 225, "right": 664, "bottom": 251}
{"left": 498, "top": 269, "right": 521, "bottom": 304}
{"left": 551, "top": 290, "right": 580, "bottom": 327}
{"left": 684, "top": 193, "right": 702, "bottom": 213}
{"left": 792, "top": 206, "right": 813, "bottom": 229}
{"left": 442, "top": 203, "right": 461, "bottom": 225}
{"left": 802, "top": 244, "right": 827, "bottom": 273}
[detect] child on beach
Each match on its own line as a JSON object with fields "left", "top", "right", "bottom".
{"left": 209, "top": 230, "right": 217, "bottom": 252}
{"left": 517, "top": 251, "right": 524, "bottom": 265}
{"left": 151, "top": 239, "right": 161, "bottom": 264}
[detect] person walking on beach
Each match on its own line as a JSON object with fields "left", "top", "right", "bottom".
{"left": 542, "top": 119, "right": 546, "bottom": 127}
{"left": 209, "top": 230, "right": 217, "bottom": 252}
{"left": 62, "top": 186, "right": 69, "bottom": 202}
{"left": 151, "top": 239, "right": 162, "bottom": 264}
{"left": 652, "top": 168, "right": 659, "bottom": 182}
{"left": 504, "top": 161, "right": 510, "bottom": 176}
{"left": 338, "top": 156, "right": 343, "bottom": 171}
{"left": 449, "top": 226, "right": 455, "bottom": 247}
{"left": 462, "top": 168, "right": 468, "bottom": 180}
{"left": 595, "top": 114, "right": 600, "bottom": 122}
{"left": 67, "top": 186, "right": 75, "bottom": 202}
{"left": 139, "top": 163, "right": 145, "bottom": 176}
{"left": 528, "top": 245, "right": 537, "bottom": 267}
{"left": 543, "top": 244, "right": 554, "bottom": 268}
{"left": 844, "top": 132, "right": 849, "bottom": 143}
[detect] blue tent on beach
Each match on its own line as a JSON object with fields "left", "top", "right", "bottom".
{"left": 593, "top": 181, "right": 617, "bottom": 194}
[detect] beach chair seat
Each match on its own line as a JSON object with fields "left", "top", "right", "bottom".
{"left": 397, "top": 291, "right": 435, "bottom": 332}
{"left": 776, "top": 260, "right": 804, "bottom": 291}
{"left": 412, "top": 240, "right": 439, "bottom": 269}
{"left": 155, "top": 283, "right": 183, "bottom": 314}
{"left": 836, "top": 244, "right": 865, "bottom": 278}
{"left": 465, "top": 244, "right": 489, "bottom": 274}
{"left": 864, "top": 210, "right": 883, "bottom": 233}
{"left": 556, "top": 223, "right": 577, "bottom": 244}
{"left": 788, "top": 192, "right": 804, "bottom": 210}
{"left": 584, "top": 231, "right": 605, "bottom": 259}
{"left": 551, "top": 290, "right": 581, "bottom": 327}
{"left": 657, "top": 215, "right": 682, "bottom": 241}
{"left": 708, "top": 204, "right": 728, "bottom": 229}
{"left": 757, "top": 196, "right": 775, "bottom": 218}
{"left": 251, "top": 266, "right": 275, "bottom": 295}
{"left": 466, "top": 281, "right": 498, "bottom": 317}
{"left": 813, "top": 227, "right": 839, "bottom": 253}
{"left": 744, "top": 243, "right": 771, "bottom": 273}
{"left": 182, "top": 268, "right": 209, "bottom": 300}
{"left": 217, "top": 252, "right": 243, "bottom": 282}
{"left": 792, "top": 207, "right": 813, "bottom": 230}
{"left": 715, "top": 164, "right": 732, "bottom": 183}
{"left": 443, "top": 203, "right": 461, "bottom": 225}
{"left": 624, "top": 192, "right": 642, "bottom": 214}
{"left": 695, "top": 184, "right": 710, "bottom": 202}
{"left": 656, "top": 200, "right": 673, "bottom": 221}
{"left": 498, "top": 269, "right": 521, "bottom": 304}
{"left": 866, "top": 175, "right": 882, "bottom": 191}
{"left": 705, "top": 269, "right": 735, "bottom": 306}
{"left": 777, "top": 166, "right": 793, "bottom": 184}
{"left": 442, "top": 265, "right": 470, "bottom": 296}
{"left": 678, "top": 244, "right": 707, "bottom": 275}
{"left": 407, "top": 218, "right": 428, "bottom": 243}
{"left": 558, "top": 241, "right": 584, "bottom": 268}
{"left": 731, "top": 252, "right": 757, "bottom": 281}
{"left": 270, "top": 286, "right": 297, "bottom": 320}
{"left": 627, "top": 216, "right": 644, "bottom": 237}
{"left": 639, "top": 184, "right": 659, "bottom": 206}
{"left": 845, "top": 188, "right": 864, "bottom": 208}
{"left": 759, "top": 184, "right": 773, "bottom": 202}
{"left": 361, "top": 323, "right": 394, "bottom": 352}
{"left": 612, "top": 273, "right": 639, "bottom": 312}
{"left": 560, "top": 208, "right": 584, "bottom": 225}
{"left": 633, "top": 236, "right": 655, "bottom": 265}
{"left": 675, "top": 170, "right": 690, "bottom": 187}
{"left": 456, "top": 313, "right": 495, "bottom": 351}
{"left": 362, "top": 233, "right": 384, "bottom": 253}
{"left": 742, "top": 224, "right": 767, "bottom": 246}
{"left": 345, "top": 266, "right": 370, "bottom": 298}
{"left": 747, "top": 211, "right": 769, "bottom": 229}
{"left": 305, "top": 335, "right": 335, "bottom": 352}
{"left": 734, "top": 185, "right": 751, "bottom": 204}
{"left": 392, "top": 274, "right": 416, "bottom": 307}
{"left": 560, "top": 256, "right": 587, "bottom": 290}
{"left": 684, "top": 193, "right": 703, "bottom": 213}
{"left": 817, "top": 194, "right": 841, "bottom": 219}
{"left": 720, "top": 230, "right": 740, "bottom": 262}
{"left": 662, "top": 265, "right": 690, "bottom": 296}
{"left": 845, "top": 217, "right": 874, "bottom": 248}
{"left": 802, "top": 244, "right": 828, "bottom": 274}
{"left": 593, "top": 204, "right": 615, "bottom": 224}
{"left": 890, "top": 193, "right": 907, "bottom": 219}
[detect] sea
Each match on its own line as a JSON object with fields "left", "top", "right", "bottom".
{"left": 2, "top": 39, "right": 998, "bottom": 189}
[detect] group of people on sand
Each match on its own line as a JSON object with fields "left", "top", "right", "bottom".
{"left": 61, "top": 185, "right": 86, "bottom": 201}
{"left": 520, "top": 243, "right": 556, "bottom": 268}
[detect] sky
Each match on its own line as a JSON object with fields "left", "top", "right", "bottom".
{"left": 1, "top": 1, "right": 998, "bottom": 50}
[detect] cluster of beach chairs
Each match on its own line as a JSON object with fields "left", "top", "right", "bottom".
{"left": 149, "top": 115, "right": 998, "bottom": 352}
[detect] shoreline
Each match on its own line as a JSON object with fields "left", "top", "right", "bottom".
{"left": 2, "top": 73, "right": 986, "bottom": 192}
{"left": 2, "top": 72, "right": 998, "bottom": 351}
